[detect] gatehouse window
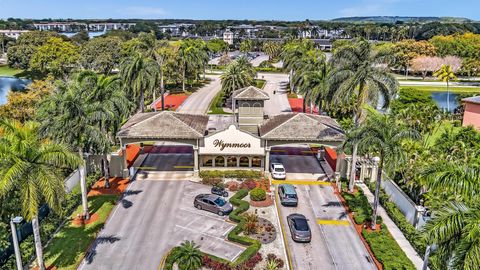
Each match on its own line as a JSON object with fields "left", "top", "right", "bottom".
{"left": 252, "top": 156, "right": 261, "bottom": 167}
{"left": 227, "top": 156, "right": 237, "bottom": 167}
{"left": 215, "top": 156, "right": 225, "bottom": 167}
{"left": 203, "top": 156, "right": 213, "bottom": 167}
{"left": 239, "top": 156, "right": 249, "bottom": 167}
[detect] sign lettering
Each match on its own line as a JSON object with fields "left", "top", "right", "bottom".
{"left": 213, "top": 139, "right": 251, "bottom": 151}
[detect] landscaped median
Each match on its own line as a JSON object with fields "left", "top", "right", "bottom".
{"left": 337, "top": 181, "right": 416, "bottom": 270}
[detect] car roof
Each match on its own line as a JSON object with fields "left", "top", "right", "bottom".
{"left": 288, "top": 213, "right": 306, "bottom": 220}
{"left": 272, "top": 163, "right": 284, "bottom": 167}
{"left": 279, "top": 184, "right": 296, "bottom": 194}
{"left": 197, "top": 194, "right": 221, "bottom": 200}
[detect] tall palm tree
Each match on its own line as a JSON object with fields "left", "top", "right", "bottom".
{"left": 351, "top": 108, "right": 419, "bottom": 229}
{"left": 120, "top": 52, "right": 159, "bottom": 112}
{"left": 174, "top": 240, "right": 203, "bottom": 270}
{"left": 0, "top": 119, "right": 80, "bottom": 270}
{"left": 240, "top": 39, "right": 253, "bottom": 53}
{"left": 281, "top": 39, "right": 314, "bottom": 93}
{"left": 329, "top": 39, "right": 398, "bottom": 193}
{"left": 220, "top": 57, "right": 255, "bottom": 96}
{"left": 434, "top": 65, "right": 457, "bottom": 112}
{"left": 178, "top": 39, "right": 209, "bottom": 92}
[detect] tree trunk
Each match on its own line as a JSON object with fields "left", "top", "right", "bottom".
{"left": 302, "top": 97, "right": 307, "bottom": 113}
{"left": 139, "top": 90, "right": 145, "bottom": 113}
{"left": 348, "top": 113, "right": 360, "bottom": 193}
{"left": 78, "top": 147, "right": 90, "bottom": 220}
{"left": 446, "top": 80, "right": 450, "bottom": 112}
{"left": 310, "top": 100, "right": 313, "bottom": 114}
{"left": 160, "top": 73, "right": 165, "bottom": 111}
{"left": 103, "top": 154, "right": 110, "bottom": 189}
{"left": 182, "top": 61, "right": 186, "bottom": 92}
{"left": 32, "top": 216, "right": 45, "bottom": 270}
{"left": 289, "top": 69, "right": 294, "bottom": 92}
{"left": 371, "top": 160, "right": 383, "bottom": 230}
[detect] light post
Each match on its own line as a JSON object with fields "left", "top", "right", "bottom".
{"left": 10, "top": 216, "right": 23, "bottom": 270}
{"left": 422, "top": 244, "right": 437, "bottom": 270}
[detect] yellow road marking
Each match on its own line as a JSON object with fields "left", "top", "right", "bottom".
{"left": 271, "top": 180, "right": 331, "bottom": 186}
{"left": 301, "top": 150, "right": 316, "bottom": 154}
{"left": 136, "top": 166, "right": 156, "bottom": 170}
{"left": 317, "top": 219, "right": 350, "bottom": 226}
{"left": 270, "top": 149, "right": 287, "bottom": 152}
{"left": 173, "top": 165, "right": 194, "bottom": 169}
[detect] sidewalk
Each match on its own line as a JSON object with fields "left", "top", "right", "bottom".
{"left": 358, "top": 183, "right": 424, "bottom": 270}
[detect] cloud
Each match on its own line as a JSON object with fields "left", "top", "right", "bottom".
{"left": 116, "top": 6, "right": 166, "bottom": 17}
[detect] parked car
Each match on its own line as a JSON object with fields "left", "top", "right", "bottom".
{"left": 211, "top": 186, "right": 229, "bottom": 197}
{"left": 270, "top": 163, "right": 286, "bottom": 180}
{"left": 278, "top": 184, "right": 298, "bottom": 206}
{"left": 194, "top": 194, "right": 233, "bottom": 216}
{"left": 287, "top": 214, "right": 311, "bottom": 243}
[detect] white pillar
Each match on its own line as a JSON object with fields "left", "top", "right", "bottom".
{"left": 264, "top": 147, "right": 271, "bottom": 174}
{"left": 193, "top": 146, "right": 199, "bottom": 174}
{"left": 121, "top": 145, "right": 129, "bottom": 178}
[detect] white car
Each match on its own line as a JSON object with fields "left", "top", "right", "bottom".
{"left": 270, "top": 163, "right": 286, "bottom": 180}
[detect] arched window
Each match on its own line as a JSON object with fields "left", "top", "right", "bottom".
{"left": 202, "top": 156, "right": 213, "bottom": 167}
{"left": 227, "top": 156, "right": 237, "bottom": 167}
{"left": 252, "top": 102, "right": 262, "bottom": 107}
{"left": 239, "top": 156, "right": 249, "bottom": 167}
{"left": 252, "top": 156, "right": 262, "bottom": 167}
{"left": 215, "top": 156, "right": 225, "bottom": 167}
{"left": 240, "top": 102, "right": 251, "bottom": 115}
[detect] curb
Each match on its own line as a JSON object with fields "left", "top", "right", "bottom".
{"left": 273, "top": 185, "right": 293, "bottom": 270}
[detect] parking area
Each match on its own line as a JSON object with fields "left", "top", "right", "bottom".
{"left": 275, "top": 183, "right": 376, "bottom": 270}
{"left": 269, "top": 146, "right": 333, "bottom": 178}
{"left": 79, "top": 181, "right": 244, "bottom": 270}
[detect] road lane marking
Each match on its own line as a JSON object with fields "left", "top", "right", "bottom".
{"left": 317, "top": 219, "right": 350, "bottom": 226}
{"left": 274, "top": 186, "right": 293, "bottom": 270}
{"left": 173, "top": 165, "right": 194, "bottom": 169}
{"left": 271, "top": 180, "right": 330, "bottom": 185}
{"left": 270, "top": 149, "right": 287, "bottom": 152}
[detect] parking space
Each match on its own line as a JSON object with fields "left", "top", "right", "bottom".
{"left": 133, "top": 144, "right": 194, "bottom": 174}
{"left": 269, "top": 146, "right": 326, "bottom": 174}
{"left": 79, "top": 181, "right": 244, "bottom": 270}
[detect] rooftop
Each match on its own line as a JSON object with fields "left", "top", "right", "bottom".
{"left": 232, "top": 86, "right": 270, "bottom": 101}
{"left": 462, "top": 96, "right": 480, "bottom": 104}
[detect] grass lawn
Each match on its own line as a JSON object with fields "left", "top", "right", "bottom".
{"left": 400, "top": 85, "right": 480, "bottom": 93}
{"left": 254, "top": 79, "right": 266, "bottom": 89}
{"left": 43, "top": 194, "right": 119, "bottom": 270}
{"left": 0, "top": 65, "right": 23, "bottom": 77}
{"left": 208, "top": 89, "right": 231, "bottom": 115}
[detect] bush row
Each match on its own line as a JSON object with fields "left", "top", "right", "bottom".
{"left": 342, "top": 188, "right": 374, "bottom": 225}
{"left": 199, "top": 170, "right": 263, "bottom": 181}
{"left": 365, "top": 182, "right": 426, "bottom": 256}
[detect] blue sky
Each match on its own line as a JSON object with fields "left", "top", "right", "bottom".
{"left": 0, "top": 0, "right": 478, "bottom": 20}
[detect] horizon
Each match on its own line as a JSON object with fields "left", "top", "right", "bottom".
{"left": 1, "top": 0, "right": 479, "bottom": 21}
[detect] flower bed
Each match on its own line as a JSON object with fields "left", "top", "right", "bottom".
{"left": 199, "top": 170, "right": 263, "bottom": 181}
{"left": 249, "top": 195, "right": 274, "bottom": 207}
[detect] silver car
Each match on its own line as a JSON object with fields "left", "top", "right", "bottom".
{"left": 287, "top": 214, "right": 311, "bottom": 243}
{"left": 194, "top": 194, "right": 233, "bottom": 216}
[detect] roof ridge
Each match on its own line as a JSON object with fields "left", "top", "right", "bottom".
{"left": 170, "top": 112, "right": 203, "bottom": 137}
{"left": 262, "top": 113, "right": 301, "bottom": 137}
{"left": 123, "top": 111, "right": 159, "bottom": 130}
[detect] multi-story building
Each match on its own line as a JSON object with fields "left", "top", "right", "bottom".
{"left": 33, "top": 22, "right": 135, "bottom": 32}
{"left": 158, "top": 23, "right": 195, "bottom": 37}
{"left": 0, "top": 30, "right": 29, "bottom": 39}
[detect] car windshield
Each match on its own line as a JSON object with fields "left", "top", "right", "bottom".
{"left": 214, "top": 197, "right": 226, "bottom": 206}
{"left": 293, "top": 218, "right": 309, "bottom": 231}
{"left": 286, "top": 194, "right": 297, "bottom": 199}
{"left": 274, "top": 168, "right": 284, "bottom": 172}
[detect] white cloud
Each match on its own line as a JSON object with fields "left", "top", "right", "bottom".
{"left": 116, "top": 6, "right": 166, "bottom": 17}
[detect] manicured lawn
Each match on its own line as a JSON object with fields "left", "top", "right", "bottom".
{"left": 254, "top": 79, "right": 266, "bottom": 89}
{"left": 400, "top": 85, "right": 480, "bottom": 93}
{"left": 208, "top": 89, "right": 231, "bottom": 114}
{"left": 0, "top": 65, "right": 23, "bottom": 77}
{"left": 43, "top": 194, "right": 119, "bottom": 270}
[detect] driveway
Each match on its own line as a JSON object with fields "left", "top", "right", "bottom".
{"left": 177, "top": 74, "right": 221, "bottom": 114}
{"left": 259, "top": 72, "right": 292, "bottom": 116}
{"left": 78, "top": 181, "right": 244, "bottom": 270}
{"left": 276, "top": 183, "right": 376, "bottom": 270}
{"left": 250, "top": 53, "right": 269, "bottom": 67}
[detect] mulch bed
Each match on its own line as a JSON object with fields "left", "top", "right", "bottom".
{"left": 250, "top": 217, "right": 277, "bottom": 244}
{"left": 71, "top": 213, "right": 99, "bottom": 227}
{"left": 250, "top": 195, "right": 274, "bottom": 207}
{"left": 288, "top": 98, "right": 319, "bottom": 114}
{"left": 153, "top": 94, "right": 188, "bottom": 111}
{"left": 87, "top": 177, "right": 130, "bottom": 197}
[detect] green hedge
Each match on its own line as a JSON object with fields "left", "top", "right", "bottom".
{"left": 362, "top": 224, "right": 416, "bottom": 270}
{"left": 342, "top": 189, "right": 373, "bottom": 224}
{"left": 365, "top": 182, "right": 426, "bottom": 256}
{"left": 199, "top": 170, "right": 262, "bottom": 181}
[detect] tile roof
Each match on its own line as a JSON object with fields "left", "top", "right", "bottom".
{"left": 259, "top": 113, "right": 345, "bottom": 142}
{"left": 232, "top": 86, "right": 270, "bottom": 100}
{"left": 117, "top": 111, "right": 208, "bottom": 140}
{"left": 462, "top": 96, "right": 480, "bottom": 104}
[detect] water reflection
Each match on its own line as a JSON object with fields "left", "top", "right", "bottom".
{"left": 0, "top": 76, "right": 31, "bottom": 105}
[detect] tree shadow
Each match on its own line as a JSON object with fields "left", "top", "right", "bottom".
{"left": 322, "top": 201, "right": 343, "bottom": 207}
{"left": 84, "top": 235, "right": 121, "bottom": 264}
{"left": 120, "top": 189, "right": 142, "bottom": 209}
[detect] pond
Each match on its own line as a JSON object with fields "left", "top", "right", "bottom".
{"left": 0, "top": 76, "right": 31, "bottom": 105}
{"left": 430, "top": 91, "right": 460, "bottom": 112}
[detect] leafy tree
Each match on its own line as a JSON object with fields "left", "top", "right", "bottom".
{"left": 29, "top": 37, "right": 79, "bottom": 77}
{"left": 7, "top": 31, "right": 60, "bottom": 69}
{"left": 329, "top": 39, "right": 398, "bottom": 192}
{"left": 0, "top": 119, "right": 80, "bottom": 270}
{"left": 392, "top": 40, "right": 436, "bottom": 75}
{"left": 79, "top": 36, "right": 122, "bottom": 74}
{"left": 174, "top": 240, "right": 203, "bottom": 270}
{"left": 207, "top": 38, "right": 229, "bottom": 54}
{"left": 70, "top": 30, "right": 90, "bottom": 45}
{"left": 177, "top": 39, "right": 209, "bottom": 92}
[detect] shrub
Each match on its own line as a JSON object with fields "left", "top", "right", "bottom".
{"left": 250, "top": 188, "right": 266, "bottom": 201}
{"left": 201, "top": 177, "right": 222, "bottom": 186}
{"left": 342, "top": 189, "right": 372, "bottom": 224}
{"left": 266, "top": 254, "right": 285, "bottom": 269}
{"left": 200, "top": 170, "right": 262, "bottom": 181}
{"left": 226, "top": 181, "right": 239, "bottom": 191}
{"left": 240, "top": 179, "right": 257, "bottom": 190}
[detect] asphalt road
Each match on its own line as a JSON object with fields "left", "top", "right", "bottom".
{"left": 250, "top": 53, "right": 269, "bottom": 67}
{"left": 259, "top": 72, "right": 292, "bottom": 116}
{"left": 78, "top": 181, "right": 243, "bottom": 270}
{"left": 277, "top": 183, "right": 376, "bottom": 270}
{"left": 177, "top": 74, "right": 221, "bottom": 114}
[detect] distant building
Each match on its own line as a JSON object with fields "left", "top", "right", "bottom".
{"left": 223, "top": 29, "right": 234, "bottom": 45}
{"left": 88, "top": 22, "right": 136, "bottom": 32}
{"left": 33, "top": 22, "right": 135, "bottom": 32}
{"left": 299, "top": 26, "right": 345, "bottom": 39}
{"left": 462, "top": 96, "right": 480, "bottom": 129}
{"left": 158, "top": 23, "right": 194, "bottom": 37}
{"left": 0, "top": 30, "right": 29, "bottom": 39}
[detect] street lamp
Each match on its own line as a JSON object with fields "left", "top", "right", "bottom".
{"left": 10, "top": 216, "right": 23, "bottom": 270}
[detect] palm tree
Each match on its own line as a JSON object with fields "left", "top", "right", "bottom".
{"left": 240, "top": 39, "right": 253, "bottom": 53}
{"left": 351, "top": 108, "right": 419, "bottom": 229}
{"left": 174, "top": 240, "right": 203, "bottom": 270}
{"left": 262, "top": 41, "right": 282, "bottom": 60}
{"left": 422, "top": 201, "right": 480, "bottom": 270}
{"left": 221, "top": 57, "right": 255, "bottom": 96}
{"left": 120, "top": 52, "right": 159, "bottom": 112}
{"left": 178, "top": 39, "right": 209, "bottom": 92}
{"left": 434, "top": 65, "right": 457, "bottom": 112}
{"left": 281, "top": 39, "right": 314, "bottom": 93}
{"left": 329, "top": 39, "right": 398, "bottom": 193}
{"left": 0, "top": 119, "right": 80, "bottom": 270}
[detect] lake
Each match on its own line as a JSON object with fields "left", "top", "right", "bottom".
{"left": 0, "top": 76, "right": 31, "bottom": 104}
{"left": 430, "top": 92, "right": 460, "bottom": 112}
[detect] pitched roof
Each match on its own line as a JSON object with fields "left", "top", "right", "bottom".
{"left": 232, "top": 86, "right": 270, "bottom": 100}
{"left": 259, "top": 113, "right": 345, "bottom": 142}
{"left": 117, "top": 111, "right": 208, "bottom": 140}
{"left": 462, "top": 96, "right": 480, "bottom": 105}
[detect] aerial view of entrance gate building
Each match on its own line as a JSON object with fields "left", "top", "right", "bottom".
{"left": 1, "top": 1, "right": 479, "bottom": 269}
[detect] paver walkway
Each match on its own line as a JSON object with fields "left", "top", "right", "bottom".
{"left": 358, "top": 183, "right": 424, "bottom": 270}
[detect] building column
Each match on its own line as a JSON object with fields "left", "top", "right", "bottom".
{"left": 264, "top": 147, "right": 271, "bottom": 174}
{"left": 237, "top": 156, "right": 240, "bottom": 167}
{"left": 224, "top": 156, "right": 227, "bottom": 167}
{"left": 345, "top": 156, "right": 352, "bottom": 180}
{"left": 248, "top": 157, "right": 252, "bottom": 167}
{"left": 360, "top": 162, "right": 366, "bottom": 182}
{"left": 193, "top": 146, "right": 199, "bottom": 175}
{"left": 121, "top": 145, "right": 129, "bottom": 178}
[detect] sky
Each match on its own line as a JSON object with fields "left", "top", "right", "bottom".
{"left": 0, "top": 0, "right": 478, "bottom": 21}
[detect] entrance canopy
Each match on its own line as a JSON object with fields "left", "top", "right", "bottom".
{"left": 259, "top": 113, "right": 345, "bottom": 147}
{"left": 200, "top": 125, "right": 264, "bottom": 156}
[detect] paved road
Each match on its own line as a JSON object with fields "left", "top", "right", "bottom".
{"left": 277, "top": 183, "right": 376, "bottom": 270}
{"left": 251, "top": 53, "right": 269, "bottom": 67}
{"left": 79, "top": 181, "right": 243, "bottom": 270}
{"left": 259, "top": 72, "right": 292, "bottom": 116}
{"left": 177, "top": 74, "right": 221, "bottom": 114}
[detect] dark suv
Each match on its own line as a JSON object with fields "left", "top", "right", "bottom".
{"left": 194, "top": 194, "right": 233, "bottom": 216}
